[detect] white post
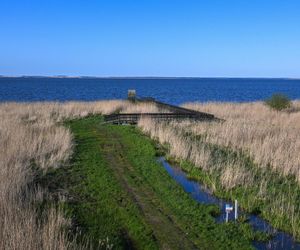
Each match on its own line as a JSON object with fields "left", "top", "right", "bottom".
{"left": 225, "top": 211, "right": 229, "bottom": 223}
{"left": 235, "top": 200, "right": 238, "bottom": 220}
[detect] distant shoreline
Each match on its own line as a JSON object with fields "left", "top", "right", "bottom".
{"left": 0, "top": 75, "right": 299, "bottom": 80}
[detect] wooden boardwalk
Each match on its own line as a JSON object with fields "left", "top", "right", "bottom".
{"left": 103, "top": 99, "right": 217, "bottom": 124}
{"left": 104, "top": 112, "right": 214, "bottom": 124}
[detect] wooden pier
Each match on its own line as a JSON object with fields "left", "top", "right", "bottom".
{"left": 103, "top": 97, "right": 217, "bottom": 124}
{"left": 104, "top": 112, "right": 214, "bottom": 124}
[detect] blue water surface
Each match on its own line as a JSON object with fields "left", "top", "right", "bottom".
{"left": 0, "top": 77, "right": 300, "bottom": 104}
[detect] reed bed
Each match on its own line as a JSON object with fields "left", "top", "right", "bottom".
{"left": 138, "top": 100, "right": 300, "bottom": 238}
{"left": 138, "top": 118, "right": 252, "bottom": 190}
{"left": 182, "top": 101, "right": 300, "bottom": 181}
{"left": 5, "top": 98, "right": 300, "bottom": 245}
{"left": 120, "top": 101, "right": 170, "bottom": 113}
{"left": 0, "top": 100, "right": 140, "bottom": 250}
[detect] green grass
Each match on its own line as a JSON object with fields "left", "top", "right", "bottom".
{"left": 42, "top": 116, "right": 263, "bottom": 249}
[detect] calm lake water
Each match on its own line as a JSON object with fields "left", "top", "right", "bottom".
{"left": 1, "top": 77, "right": 300, "bottom": 104}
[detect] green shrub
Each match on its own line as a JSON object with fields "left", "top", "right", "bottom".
{"left": 265, "top": 93, "right": 291, "bottom": 111}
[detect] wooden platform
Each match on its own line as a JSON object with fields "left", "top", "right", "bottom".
{"left": 104, "top": 112, "right": 215, "bottom": 124}
{"left": 103, "top": 99, "right": 217, "bottom": 124}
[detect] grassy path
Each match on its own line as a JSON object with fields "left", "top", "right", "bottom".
{"left": 45, "top": 116, "right": 256, "bottom": 249}
{"left": 97, "top": 125, "right": 197, "bottom": 249}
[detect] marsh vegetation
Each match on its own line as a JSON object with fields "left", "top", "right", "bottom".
{"left": 1, "top": 99, "right": 300, "bottom": 249}
{"left": 0, "top": 101, "right": 129, "bottom": 249}
{"left": 139, "top": 100, "right": 300, "bottom": 239}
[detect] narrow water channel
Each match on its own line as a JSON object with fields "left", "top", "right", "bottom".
{"left": 158, "top": 157, "right": 300, "bottom": 250}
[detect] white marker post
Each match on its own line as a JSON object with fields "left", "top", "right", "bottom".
{"left": 234, "top": 200, "right": 238, "bottom": 220}
{"left": 225, "top": 210, "right": 229, "bottom": 223}
{"left": 225, "top": 204, "right": 233, "bottom": 223}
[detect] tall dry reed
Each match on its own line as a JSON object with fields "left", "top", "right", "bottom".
{"left": 0, "top": 100, "right": 130, "bottom": 250}
{"left": 183, "top": 101, "right": 300, "bottom": 180}
{"left": 138, "top": 118, "right": 253, "bottom": 191}
{"left": 138, "top": 101, "right": 300, "bottom": 238}
{"left": 120, "top": 102, "right": 170, "bottom": 113}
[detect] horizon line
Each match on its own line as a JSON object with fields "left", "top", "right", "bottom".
{"left": 0, "top": 75, "right": 300, "bottom": 80}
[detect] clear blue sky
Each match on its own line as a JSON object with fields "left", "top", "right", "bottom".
{"left": 1, "top": 0, "right": 300, "bottom": 77}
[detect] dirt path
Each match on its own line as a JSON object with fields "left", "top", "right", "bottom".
{"left": 97, "top": 126, "right": 198, "bottom": 250}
